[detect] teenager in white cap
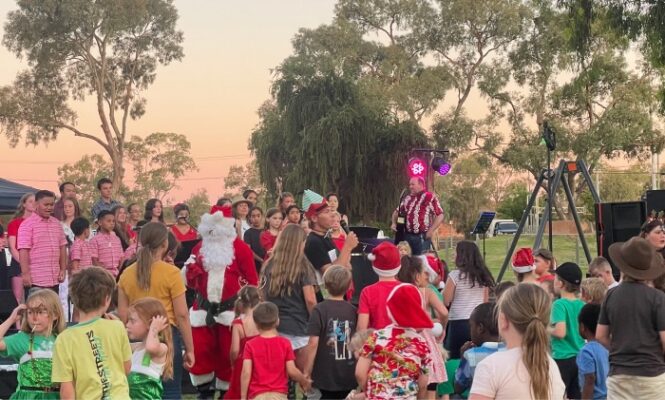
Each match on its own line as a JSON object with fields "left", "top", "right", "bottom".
{"left": 356, "top": 283, "right": 433, "bottom": 400}
{"left": 357, "top": 242, "right": 402, "bottom": 331}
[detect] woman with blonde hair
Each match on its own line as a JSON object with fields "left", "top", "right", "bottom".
{"left": 469, "top": 284, "right": 565, "bottom": 400}
{"left": 260, "top": 224, "right": 318, "bottom": 353}
{"left": 6, "top": 192, "right": 35, "bottom": 307}
{"left": 117, "top": 222, "right": 194, "bottom": 399}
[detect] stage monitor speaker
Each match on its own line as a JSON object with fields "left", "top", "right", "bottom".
{"left": 646, "top": 190, "right": 665, "bottom": 216}
{"left": 595, "top": 201, "right": 647, "bottom": 278}
{"left": 350, "top": 255, "right": 378, "bottom": 307}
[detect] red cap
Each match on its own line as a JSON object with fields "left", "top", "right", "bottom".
{"left": 367, "top": 242, "right": 401, "bottom": 277}
{"left": 386, "top": 284, "right": 434, "bottom": 330}
{"left": 305, "top": 199, "right": 328, "bottom": 219}
{"left": 209, "top": 205, "right": 232, "bottom": 218}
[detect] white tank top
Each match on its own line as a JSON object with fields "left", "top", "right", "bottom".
{"left": 448, "top": 269, "right": 486, "bottom": 320}
{"left": 130, "top": 348, "right": 165, "bottom": 380}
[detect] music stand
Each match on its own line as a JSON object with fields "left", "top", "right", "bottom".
{"left": 471, "top": 211, "right": 496, "bottom": 260}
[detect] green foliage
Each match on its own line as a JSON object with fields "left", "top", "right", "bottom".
{"left": 497, "top": 182, "right": 530, "bottom": 221}
{"left": 0, "top": 0, "right": 184, "bottom": 192}
{"left": 181, "top": 189, "right": 211, "bottom": 227}
{"left": 224, "top": 161, "right": 264, "bottom": 197}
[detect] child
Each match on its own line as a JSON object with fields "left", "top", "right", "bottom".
{"left": 240, "top": 302, "right": 311, "bottom": 400}
{"left": 580, "top": 277, "right": 608, "bottom": 305}
{"left": 550, "top": 262, "right": 585, "bottom": 399}
{"left": 244, "top": 207, "right": 266, "bottom": 274}
{"left": 125, "top": 297, "right": 174, "bottom": 400}
{"left": 0, "top": 290, "right": 65, "bottom": 398}
{"left": 597, "top": 237, "right": 665, "bottom": 398}
{"left": 51, "top": 267, "right": 132, "bottom": 399}
{"left": 396, "top": 256, "right": 448, "bottom": 399}
{"left": 577, "top": 303, "right": 609, "bottom": 400}
{"left": 302, "top": 265, "right": 358, "bottom": 399}
{"left": 285, "top": 205, "right": 301, "bottom": 225}
{"left": 357, "top": 242, "right": 402, "bottom": 331}
{"left": 346, "top": 329, "right": 374, "bottom": 400}
{"left": 492, "top": 281, "right": 514, "bottom": 302}
{"left": 587, "top": 256, "right": 619, "bottom": 289}
{"left": 225, "top": 285, "right": 261, "bottom": 400}
{"left": 89, "top": 210, "right": 123, "bottom": 277}
{"left": 260, "top": 208, "right": 283, "bottom": 259}
{"left": 356, "top": 283, "right": 432, "bottom": 400}
{"left": 397, "top": 241, "right": 412, "bottom": 257}
{"left": 454, "top": 302, "right": 505, "bottom": 396}
{"left": 70, "top": 217, "right": 92, "bottom": 274}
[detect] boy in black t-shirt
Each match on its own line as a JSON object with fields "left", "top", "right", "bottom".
{"left": 302, "top": 265, "right": 357, "bottom": 400}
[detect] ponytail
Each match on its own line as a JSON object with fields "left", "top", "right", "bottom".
{"left": 498, "top": 284, "right": 552, "bottom": 399}
{"left": 136, "top": 223, "right": 169, "bottom": 291}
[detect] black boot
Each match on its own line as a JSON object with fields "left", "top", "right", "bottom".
{"left": 195, "top": 382, "right": 216, "bottom": 400}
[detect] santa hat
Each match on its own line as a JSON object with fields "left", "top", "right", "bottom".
{"left": 512, "top": 248, "right": 536, "bottom": 273}
{"left": 367, "top": 242, "right": 401, "bottom": 277}
{"left": 209, "top": 205, "right": 232, "bottom": 218}
{"left": 386, "top": 284, "right": 434, "bottom": 330}
{"left": 424, "top": 254, "right": 443, "bottom": 282}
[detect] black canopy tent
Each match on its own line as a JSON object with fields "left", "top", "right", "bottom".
{"left": 0, "top": 178, "right": 38, "bottom": 215}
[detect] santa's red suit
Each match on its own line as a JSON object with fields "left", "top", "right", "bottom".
{"left": 183, "top": 205, "right": 258, "bottom": 390}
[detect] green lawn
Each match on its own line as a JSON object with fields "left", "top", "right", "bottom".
{"left": 438, "top": 234, "right": 598, "bottom": 282}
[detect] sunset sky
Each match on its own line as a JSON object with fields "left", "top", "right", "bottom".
{"left": 0, "top": 1, "right": 337, "bottom": 202}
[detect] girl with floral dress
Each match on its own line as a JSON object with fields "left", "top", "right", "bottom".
{"left": 124, "top": 298, "right": 174, "bottom": 400}
{"left": 356, "top": 284, "right": 433, "bottom": 400}
{"left": 0, "top": 290, "right": 65, "bottom": 399}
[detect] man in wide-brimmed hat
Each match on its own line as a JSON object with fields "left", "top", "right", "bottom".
{"left": 596, "top": 237, "right": 665, "bottom": 398}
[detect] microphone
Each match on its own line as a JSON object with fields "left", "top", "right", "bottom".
{"left": 340, "top": 219, "right": 350, "bottom": 234}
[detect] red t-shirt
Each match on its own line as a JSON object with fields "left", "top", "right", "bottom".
{"left": 170, "top": 224, "right": 198, "bottom": 242}
{"left": 332, "top": 234, "right": 346, "bottom": 251}
{"left": 242, "top": 335, "right": 295, "bottom": 399}
{"left": 259, "top": 231, "right": 277, "bottom": 258}
{"left": 7, "top": 217, "right": 24, "bottom": 239}
{"left": 537, "top": 273, "right": 555, "bottom": 283}
{"left": 358, "top": 280, "right": 402, "bottom": 329}
{"left": 126, "top": 224, "right": 137, "bottom": 241}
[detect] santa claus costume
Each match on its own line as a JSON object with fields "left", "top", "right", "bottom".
{"left": 183, "top": 205, "right": 258, "bottom": 396}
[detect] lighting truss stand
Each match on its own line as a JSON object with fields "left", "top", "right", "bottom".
{"left": 496, "top": 160, "right": 601, "bottom": 282}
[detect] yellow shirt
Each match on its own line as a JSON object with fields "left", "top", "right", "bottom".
{"left": 118, "top": 260, "right": 187, "bottom": 325}
{"left": 52, "top": 317, "right": 131, "bottom": 399}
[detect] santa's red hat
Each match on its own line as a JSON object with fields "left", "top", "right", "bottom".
{"left": 512, "top": 248, "right": 535, "bottom": 273}
{"left": 367, "top": 242, "right": 401, "bottom": 277}
{"left": 386, "top": 284, "right": 433, "bottom": 330}
{"left": 209, "top": 205, "right": 232, "bottom": 218}
{"left": 424, "top": 254, "right": 443, "bottom": 280}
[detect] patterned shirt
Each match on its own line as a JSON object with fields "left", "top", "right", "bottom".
{"left": 16, "top": 213, "right": 67, "bottom": 287}
{"left": 70, "top": 237, "right": 94, "bottom": 270}
{"left": 455, "top": 342, "right": 506, "bottom": 393}
{"left": 90, "top": 198, "right": 121, "bottom": 221}
{"left": 90, "top": 231, "right": 123, "bottom": 277}
{"left": 360, "top": 325, "right": 431, "bottom": 400}
{"left": 397, "top": 191, "right": 443, "bottom": 234}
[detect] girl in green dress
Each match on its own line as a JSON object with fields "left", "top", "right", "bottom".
{"left": 125, "top": 297, "right": 173, "bottom": 399}
{"left": 0, "top": 289, "right": 66, "bottom": 399}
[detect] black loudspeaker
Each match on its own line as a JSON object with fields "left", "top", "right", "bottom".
{"left": 350, "top": 255, "right": 378, "bottom": 307}
{"left": 595, "top": 201, "right": 647, "bottom": 277}
{"left": 645, "top": 190, "right": 665, "bottom": 216}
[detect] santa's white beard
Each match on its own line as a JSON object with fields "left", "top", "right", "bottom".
{"left": 200, "top": 223, "right": 236, "bottom": 302}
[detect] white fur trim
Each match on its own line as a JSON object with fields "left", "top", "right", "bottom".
{"left": 19, "top": 351, "right": 52, "bottom": 364}
{"left": 189, "top": 308, "right": 208, "bottom": 328}
{"left": 367, "top": 253, "right": 376, "bottom": 261}
{"left": 512, "top": 264, "right": 536, "bottom": 274}
{"left": 206, "top": 266, "right": 225, "bottom": 303}
{"left": 215, "top": 378, "right": 229, "bottom": 390}
{"left": 189, "top": 372, "right": 215, "bottom": 387}
{"left": 420, "top": 254, "right": 438, "bottom": 283}
{"left": 373, "top": 265, "right": 401, "bottom": 277}
{"left": 215, "top": 311, "right": 235, "bottom": 327}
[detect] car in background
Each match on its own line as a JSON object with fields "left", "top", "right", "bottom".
{"left": 494, "top": 221, "right": 518, "bottom": 235}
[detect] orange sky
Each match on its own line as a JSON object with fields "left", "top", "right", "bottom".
{"left": 0, "top": 1, "right": 337, "bottom": 202}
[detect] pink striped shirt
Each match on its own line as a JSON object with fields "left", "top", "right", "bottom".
{"left": 90, "top": 231, "right": 123, "bottom": 277}
{"left": 16, "top": 213, "right": 66, "bottom": 287}
{"left": 70, "top": 237, "right": 93, "bottom": 270}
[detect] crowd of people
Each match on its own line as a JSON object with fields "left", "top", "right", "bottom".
{"left": 0, "top": 175, "right": 664, "bottom": 400}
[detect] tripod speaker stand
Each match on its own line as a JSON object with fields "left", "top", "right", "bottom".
{"left": 496, "top": 160, "right": 601, "bottom": 282}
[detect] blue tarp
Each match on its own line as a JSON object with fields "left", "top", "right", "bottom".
{"left": 0, "top": 178, "right": 38, "bottom": 214}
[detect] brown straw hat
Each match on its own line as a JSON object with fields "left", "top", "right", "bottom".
{"left": 608, "top": 237, "right": 665, "bottom": 280}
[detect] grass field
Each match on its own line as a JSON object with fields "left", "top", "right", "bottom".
{"left": 438, "top": 234, "right": 598, "bottom": 281}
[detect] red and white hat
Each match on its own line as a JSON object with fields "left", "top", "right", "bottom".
{"left": 367, "top": 242, "right": 401, "bottom": 277}
{"left": 209, "top": 205, "right": 232, "bottom": 218}
{"left": 512, "top": 248, "right": 536, "bottom": 273}
{"left": 386, "top": 284, "right": 434, "bottom": 330}
{"left": 424, "top": 254, "right": 443, "bottom": 282}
